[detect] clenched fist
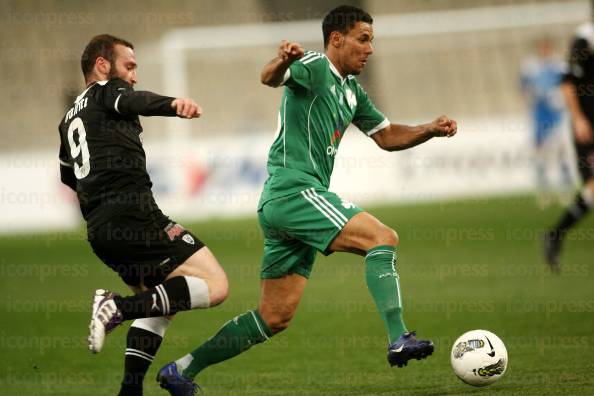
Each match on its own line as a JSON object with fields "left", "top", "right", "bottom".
{"left": 278, "top": 40, "right": 304, "bottom": 63}
{"left": 429, "top": 115, "right": 458, "bottom": 138}
{"left": 171, "top": 98, "right": 202, "bottom": 119}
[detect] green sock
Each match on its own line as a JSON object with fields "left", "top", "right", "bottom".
{"left": 176, "top": 310, "right": 272, "bottom": 379}
{"left": 365, "top": 245, "right": 407, "bottom": 344}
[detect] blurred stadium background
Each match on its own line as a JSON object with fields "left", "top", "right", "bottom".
{"left": 1, "top": 1, "right": 593, "bottom": 395}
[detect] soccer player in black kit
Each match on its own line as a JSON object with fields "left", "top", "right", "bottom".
{"left": 544, "top": 20, "right": 594, "bottom": 271}
{"left": 58, "top": 35, "right": 228, "bottom": 395}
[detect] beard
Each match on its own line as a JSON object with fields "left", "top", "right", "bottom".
{"left": 107, "top": 61, "right": 122, "bottom": 80}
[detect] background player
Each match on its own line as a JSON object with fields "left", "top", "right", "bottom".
{"left": 58, "top": 34, "right": 228, "bottom": 395}
{"left": 520, "top": 37, "right": 573, "bottom": 208}
{"left": 544, "top": 20, "right": 594, "bottom": 271}
{"left": 156, "top": 6, "right": 457, "bottom": 393}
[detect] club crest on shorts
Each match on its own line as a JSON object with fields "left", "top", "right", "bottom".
{"left": 182, "top": 234, "right": 195, "bottom": 245}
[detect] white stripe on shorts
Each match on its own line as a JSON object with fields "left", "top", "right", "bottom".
{"left": 301, "top": 189, "right": 343, "bottom": 229}
{"left": 304, "top": 188, "right": 346, "bottom": 228}
{"left": 309, "top": 189, "right": 348, "bottom": 223}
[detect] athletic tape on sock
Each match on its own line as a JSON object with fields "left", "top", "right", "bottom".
{"left": 176, "top": 354, "right": 194, "bottom": 371}
{"left": 184, "top": 276, "right": 210, "bottom": 308}
{"left": 130, "top": 317, "right": 170, "bottom": 337}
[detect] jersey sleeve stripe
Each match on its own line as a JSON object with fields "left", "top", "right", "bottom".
{"left": 59, "top": 159, "right": 73, "bottom": 167}
{"left": 114, "top": 94, "right": 123, "bottom": 114}
{"left": 302, "top": 54, "right": 323, "bottom": 65}
{"left": 299, "top": 52, "right": 318, "bottom": 63}
{"left": 366, "top": 118, "right": 390, "bottom": 137}
{"left": 299, "top": 51, "right": 323, "bottom": 63}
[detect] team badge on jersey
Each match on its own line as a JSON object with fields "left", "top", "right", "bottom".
{"left": 182, "top": 234, "right": 195, "bottom": 245}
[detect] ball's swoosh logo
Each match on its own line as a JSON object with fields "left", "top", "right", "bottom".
{"left": 485, "top": 336, "right": 496, "bottom": 357}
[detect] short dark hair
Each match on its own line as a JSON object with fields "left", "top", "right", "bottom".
{"left": 322, "top": 5, "right": 373, "bottom": 48}
{"left": 81, "top": 34, "right": 134, "bottom": 79}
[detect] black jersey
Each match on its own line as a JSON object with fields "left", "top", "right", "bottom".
{"left": 564, "top": 23, "right": 594, "bottom": 123}
{"left": 58, "top": 78, "right": 177, "bottom": 228}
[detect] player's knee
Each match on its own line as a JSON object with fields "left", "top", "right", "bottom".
{"left": 372, "top": 226, "right": 399, "bottom": 247}
{"left": 206, "top": 274, "right": 229, "bottom": 307}
{"left": 265, "top": 315, "right": 292, "bottom": 334}
{"left": 261, "top": 311, "right": 294, "bottom": 334}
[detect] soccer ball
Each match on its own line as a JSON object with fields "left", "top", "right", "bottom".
{"left": 450, "top": 329, "right": 508, "bottom": 387}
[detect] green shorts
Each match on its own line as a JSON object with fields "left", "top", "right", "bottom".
{"left": 258, "top": 187, "right": 363, "bottom": 279}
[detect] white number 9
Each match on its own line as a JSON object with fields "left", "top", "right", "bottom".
{"left": 67, "top": 117, "right": 91, "bottom": 179}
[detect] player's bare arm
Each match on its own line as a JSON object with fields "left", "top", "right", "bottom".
{"left": 560, "top": 81, "right": 593, "bottom": 144}
{"left": 372, "top": 115, "right": 458, "bottom": 151}
{"left": 260, "top": 40, "right": 304, "bottom": 87}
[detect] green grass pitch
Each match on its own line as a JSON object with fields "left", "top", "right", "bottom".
{"left": 1, "top": 195, "right": 593, "bottom": 395}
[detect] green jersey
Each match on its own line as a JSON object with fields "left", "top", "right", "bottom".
{"left": 258, "top": 51, "right": 389, "bottom": 209}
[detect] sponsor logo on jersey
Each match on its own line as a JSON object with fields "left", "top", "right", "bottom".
{"left": 164, "top": 222, "right": 185, "bottom": 241}
{"left": 330, "top": 130, "right": 342, "bottom": 145}
{"left": 327, "top": 129, "right": 343, "bottom": 156}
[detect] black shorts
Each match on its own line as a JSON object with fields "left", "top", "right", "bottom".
{"left": 575, "top": 142, "right": 594, "bottom": 182}
{"left": 88, "top": 211, "right": 204, "bottom": 288}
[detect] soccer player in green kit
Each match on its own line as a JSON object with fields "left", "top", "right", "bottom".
{"left": 157, "top": 5, "right": 457, "bottom": 393}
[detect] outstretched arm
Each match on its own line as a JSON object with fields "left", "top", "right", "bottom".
{"left": 116, "top": 92, "right": 202, "bottom": 119}
{"left": 371, "top": 116, "right": 457, "bottom": 151}
{"left": 260, "top": 40, "right": 304, "bottom": 87}
{"left": 103, "top": 79, "right": 201, "bottom": 119}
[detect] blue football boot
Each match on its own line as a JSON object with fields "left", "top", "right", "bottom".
{"left": 387, "top": 331, "right": 434, "bottom": 367}
{"left": 157, "top": 362, "right": 199, "bottom": 396}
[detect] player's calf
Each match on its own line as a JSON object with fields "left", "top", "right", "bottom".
{"left": 119, "top": 317, "right": 171, "bottom": 395}
{"left": 88, "top": 275, "right": 223, "bottom": 354}
{"left": 201, "top": 275, "right": 228, "bottom": 307}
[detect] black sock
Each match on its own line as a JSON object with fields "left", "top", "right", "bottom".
{"left": 553, "top": 192, "right": 591, "bottom": 237}
{"left": 118, "top": 319, "right": 168, "bottom": 396}
{"left": 115, "top": 276, "right": 191, "bottom": 320}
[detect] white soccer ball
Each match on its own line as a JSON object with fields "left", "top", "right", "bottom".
{"left": 450, "top": 329, "right": 508, "bottom": 387}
